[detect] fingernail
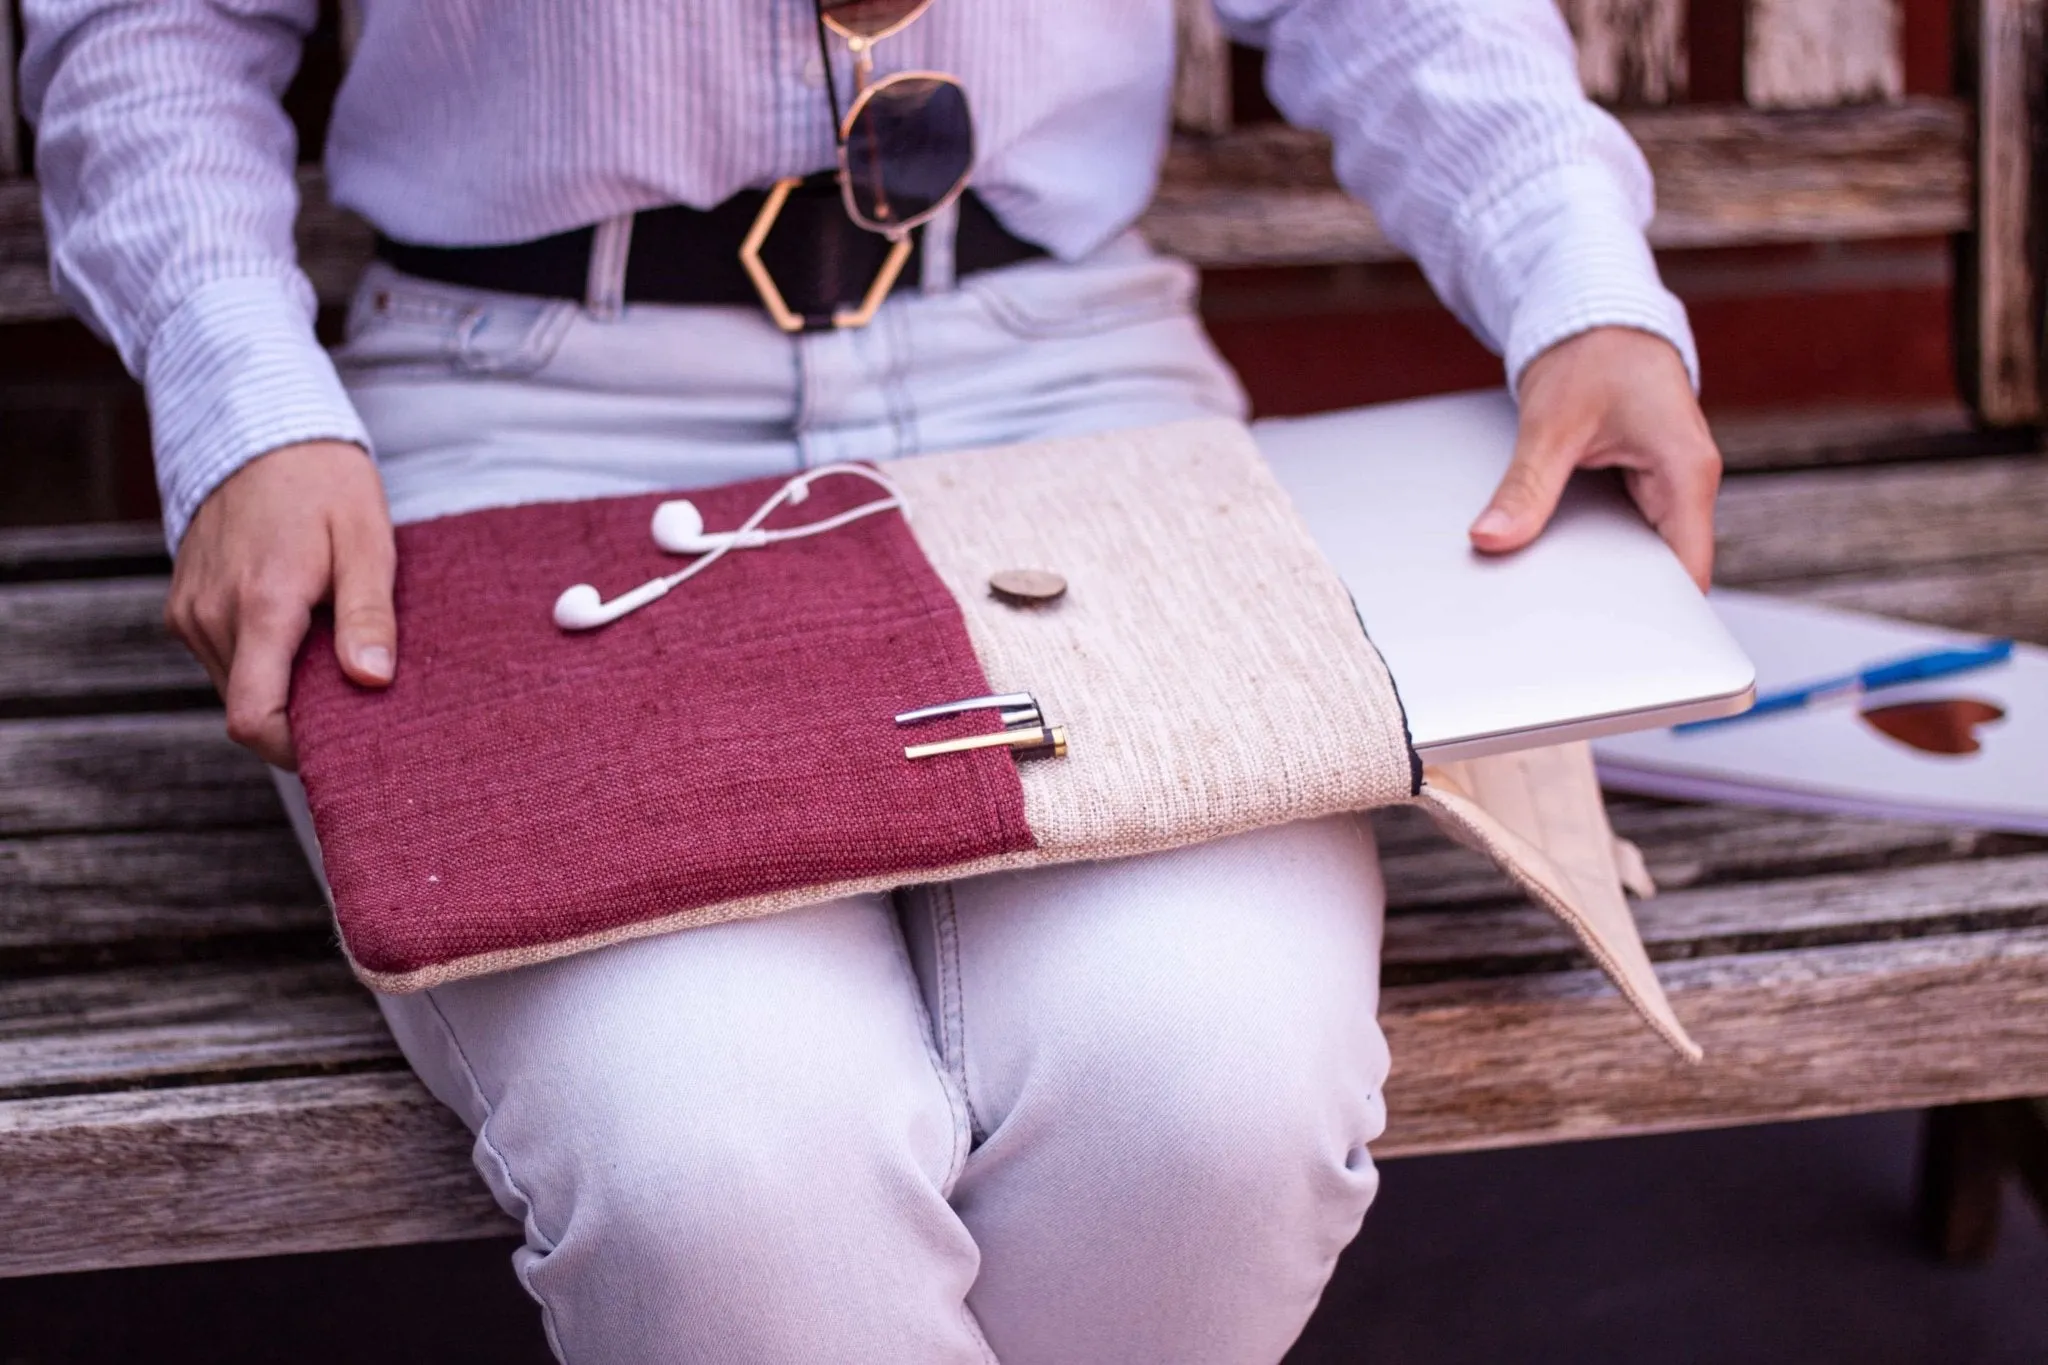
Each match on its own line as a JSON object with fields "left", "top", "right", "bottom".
{"left": 355, "top": 646, "right": 394, "bottom": 681}
{"left": 1472, "top": 509, "right": 1513, "bottom": 537}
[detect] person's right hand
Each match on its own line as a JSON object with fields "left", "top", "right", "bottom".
{"left": 166, "top": 440, "right": 396, "bottom": 770}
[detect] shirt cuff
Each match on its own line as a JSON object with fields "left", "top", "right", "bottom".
{"left": 1461, "top": 162, "right": 1700, "bottom": 395}
{"left": 143, "top": 275, "right": 372, "bottom": 551}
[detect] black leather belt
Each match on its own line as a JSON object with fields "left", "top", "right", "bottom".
{"left": 374, "top": 173, "right": 1044, "bottom": 331}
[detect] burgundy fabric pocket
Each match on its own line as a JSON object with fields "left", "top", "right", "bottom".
{"left": 290, "top": 472, "right": 1034, "bottom": 984}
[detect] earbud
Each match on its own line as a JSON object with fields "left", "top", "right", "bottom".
{"left": 650, "top": 499, "right": 773, "bottom": 554}
{"left": 649, "top": 498, "right": 705, "bottom": 549}
{"left": 553, "top": 578, "right": 677, "bottom": 631}
{"left": 556, "top": 464, "right": 909, "bottom": 631}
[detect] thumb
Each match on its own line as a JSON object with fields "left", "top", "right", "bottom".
{"left": 330, "top": 504, "right": 398, "bottom": 688}
{"left": 1470, "top": 426, "right": 1578, "bottom": 555}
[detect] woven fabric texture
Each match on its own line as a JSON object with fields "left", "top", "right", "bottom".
{"left": 1417, "top": 762, "right": 1702, "bottom": 1061}
{"left": 292, "top": 417, "right": 1692, "bottom": 1057}
{"left": 290, "top": 473, "right": 1033, "bottom": 989}
{"left": 891, "top": 419, "right": 1421, "bottom": 857}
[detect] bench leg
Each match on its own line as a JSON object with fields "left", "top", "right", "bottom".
{"left": 1916, "top": 1103, "right": 2008, "bottom": 1263}
{"left": 1994, "top": 1097, "right": 2048, "bottom": 1231}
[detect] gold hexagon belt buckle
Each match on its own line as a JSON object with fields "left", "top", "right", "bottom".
{"left": 739, "top": 177, "right": 914, "bottom": 333}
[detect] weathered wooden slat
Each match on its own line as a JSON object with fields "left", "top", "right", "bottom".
{"left": 7, "top": 456, "right": 2032, "bottom": 725}
{"left": 1558, "top": 0, "right": 1687, "bottom": 105}
{"left": 0, "top": 1072, "right": 508, "bottom": 1278}
{"left": 1784, "top": 554, "right": 2048, "bottom": 646}
{"left": 1377, "top": 927, "right": 2048, "bottom": 1157}
{"left": 1956, "top": 0, "right": 2046, "bottom": 425}
{"left": 9, "top": 928, "right": 2048, "bottom": 1276}
{"left": 1378, "top": 798, "right": 2040, "bottom": 910}
{"left": 1746, "top": 0, "right": 1903, "bottom": 109}
{"left": 1706, "top": 403, "right": 2036, "bottom": 473}
{"left": 4, "top": 737, "right": 2031, "bottom": 962}
{"left": 0, "top": 168, "right": 48, "bottom": 320}
{"left": 0, "top": 522, "right": 169, "bottom": 583}
{"left": 1171, "top": 0, "right": 1232, "bottom": 136}
{"left": 1385, "top": 851, "right": 2048, "bottom": 977}
{"left": 0, "top": 100, "right": 1976, "bottom": 318}
{"left": 0, "top": 829, "right": 326, "bottom": 959}
{"left": 1714, "top": 455, "right": 2048, "bottom": 588}
{"left": 0, "top": 576, "right": 210, "bottom": 716}
{"left": 1607, "top": 799, "right": 2039, "bottom": 889}
{"left": 0, "top": 961, "right": 386, "bottom": 1099}
{"left": 0, "top": 713, "right": 276, "bottom": 837}
{"left": 1713, "top": 445, "right": 2048, "bottom": 643}
{"left": 1142, "top": 99, "right": 1970, "bottom": 268}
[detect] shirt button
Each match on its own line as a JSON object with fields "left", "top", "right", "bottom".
{"left": 801, "top": 56, "right": 827, "bottom": 87}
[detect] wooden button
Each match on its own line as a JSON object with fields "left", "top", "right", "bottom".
{"left": 989, "top": 569, "right": 1067, "bottom": 606}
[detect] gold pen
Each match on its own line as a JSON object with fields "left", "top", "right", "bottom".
{"left": 904, "top": 725, "right": 1068, "bottom": 762}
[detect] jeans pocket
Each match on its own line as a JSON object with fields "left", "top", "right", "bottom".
{"left": 333, "top": 265, "right": 579, "bottom": 380}
{"left": 961, "top": 246, "right": 1198, "bottom": 341}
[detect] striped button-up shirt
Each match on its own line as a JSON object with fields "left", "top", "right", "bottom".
{"left": 21, "top": 0, "right": 1695, "bottom": 548}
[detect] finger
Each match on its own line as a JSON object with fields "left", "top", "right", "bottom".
{"left": 223, "top": 590, "right": 312, "bottom": 769}
{"left": 1470, "top": 428, "right": 1580, "bottom": 554}
{"left": 165, "top": 588, "right": 231, "bottom": 697}
{"left": 329, "top": 505, "right": 398, "bottom": 687}
{"left": 1636, "top": 465, "right": 1718, "bottom": 592}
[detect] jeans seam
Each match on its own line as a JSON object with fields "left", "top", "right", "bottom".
{"left": 420, "top": 991, "right": 574, "bottom": 1364}
{"left": 897, "top": 886, "right": 974, "bottom": 1195}
{"left": 926, "top": 884, "right": 999, "bottom": 1365}
{"left": 938, "top": 882, "right": 988, "bottom": 1142}
{"left": 938, "top": 888, "right": 975, "bottom": 1189}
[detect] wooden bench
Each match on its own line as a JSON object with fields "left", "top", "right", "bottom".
{"left": 5, "top": 0, "right": 2048, "bottom": 1280}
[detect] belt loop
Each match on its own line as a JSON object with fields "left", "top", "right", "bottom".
{"left": 585, "top": 213, "right": 635, "bottom": 321}
{"left": 920, "top": 200, "right": 959, "bottom": 296}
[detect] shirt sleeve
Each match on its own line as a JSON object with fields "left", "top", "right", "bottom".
{"left": 1210, "top": 0, "right": 1699, "bottom": 392}
{"left": 20, "top": 0, "right": 372, "bottom": 551}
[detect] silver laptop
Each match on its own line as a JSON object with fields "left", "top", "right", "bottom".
{"left": 1255, "top": 391, "right": 1755, "bottom": 763}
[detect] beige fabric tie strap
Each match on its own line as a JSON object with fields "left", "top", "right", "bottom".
{"left": 1418, "top": 743, "right": 1701, "bottom": 1062}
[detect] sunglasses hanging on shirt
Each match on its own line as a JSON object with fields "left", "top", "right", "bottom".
{"left": 739, "top": 0, "right": 977, "bottom": 331}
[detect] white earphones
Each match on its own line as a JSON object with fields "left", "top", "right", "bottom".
{"left": 552, "top": 464, "right": 907, "bottom": 631}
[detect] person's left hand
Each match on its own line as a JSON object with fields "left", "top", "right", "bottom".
{"left": 1468, "top": 325, "right": 1721, "bottom": 591}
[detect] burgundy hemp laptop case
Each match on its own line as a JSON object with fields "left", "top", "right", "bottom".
{"left": 289, "top": 419, "right": 1700, "bottom": 1059}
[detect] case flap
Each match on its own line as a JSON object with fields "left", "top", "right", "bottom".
{"left": 1417, "top": 745, "right": 1701, "bottom": 1062}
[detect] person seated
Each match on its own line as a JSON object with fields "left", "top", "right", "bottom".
{"left": 20, "top": 2, "right": 1718, "bottom": 1359}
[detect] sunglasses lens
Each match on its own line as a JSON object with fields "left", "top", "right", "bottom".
{"left": 843, "top": 76, "right": 973, "bottom": 231}
{"left": 818, "top": 0, "right": 931, "bottom": 41}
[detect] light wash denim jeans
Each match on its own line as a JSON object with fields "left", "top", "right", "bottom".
{"left": 299, "top": 235, "right": 1392, "bottom": 1365}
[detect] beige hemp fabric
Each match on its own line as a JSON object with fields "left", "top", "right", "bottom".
{"left": 1424, "top": 743, "right": 1700, "bottom": 1061}
{"left": 894, "top": 419, "right": 1697, "bottom": 1061}
{"left": 889, "top": 418, "right": 1420, "bottom": 859}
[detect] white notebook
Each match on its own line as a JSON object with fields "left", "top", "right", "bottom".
{"left": 1594, "top": 590, "right": 2048, "bottom": 832}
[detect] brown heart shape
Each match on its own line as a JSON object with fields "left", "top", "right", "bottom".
{"left": 1859, "top": 697, "right": 2007, "bottom": 755}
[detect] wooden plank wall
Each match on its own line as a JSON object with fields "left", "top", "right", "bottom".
{"left": 1169, "top": 0, "right": 2045, "bottom": 425}
{"left": 0, "top": 1, "right": 2040, "bottom": 425}
{"left": 1956, "top": 0, "right": 2047, "bottom": 423}
{"left": 1747, "top": 0, "right": 1906, "bottom": 107}
{"left": 1169, "top": 0, "right": 1919, "bottom": 131}
{"left": 1559, "top": 0, "right": 1688, "bottom": 105}
{"left": 1172, "top": 0, "right": 1233, "bottom": 138}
